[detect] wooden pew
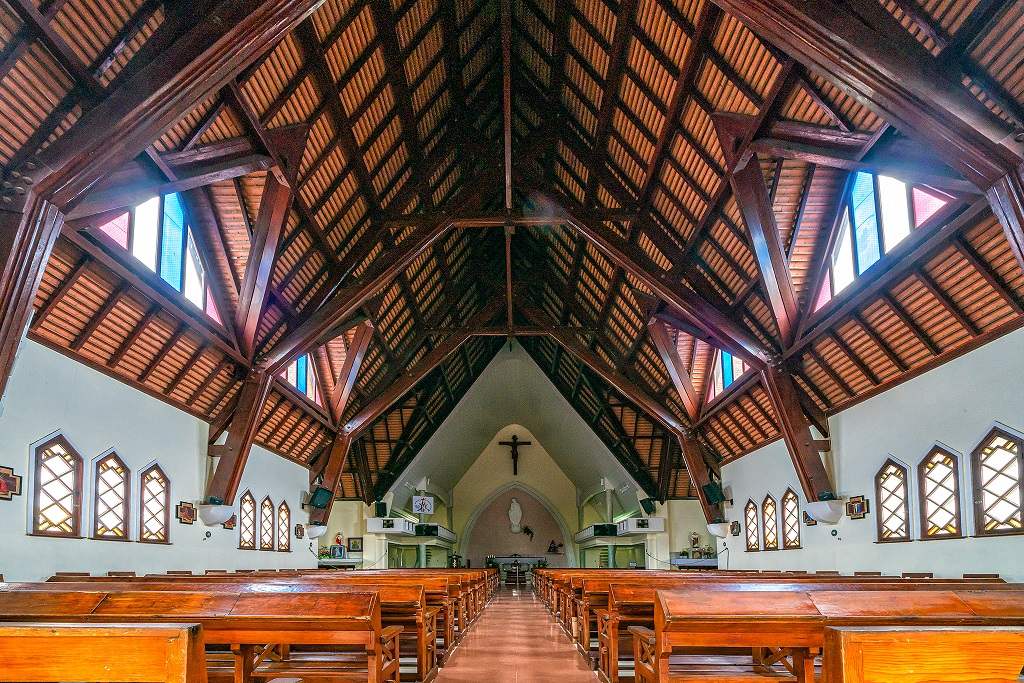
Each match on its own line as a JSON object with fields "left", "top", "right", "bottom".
{"left": 0, "top": 622, "right": 207, "bottom": 683}
{"left": 823, "top": 625, "right": 1024, "bottom": 683}
{"left": 35, "top": 577, "right": 441, "bottom": 682}
{"left": 630, "top": 589, "right": 1024, "bottom": 683}
{"left": 0, "top": 589, "right": 401, "bottom": 683}
{"left": 596, "top": 578, "right": 1023, "bottom": 683}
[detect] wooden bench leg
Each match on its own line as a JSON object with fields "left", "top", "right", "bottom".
{"left": 792, "top": 647, "right": 815, "bottom": 683}
{"left": 231, "top": 643, "right": 255, "bottom": 683}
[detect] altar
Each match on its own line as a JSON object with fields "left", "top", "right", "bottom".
{"left": 490, "top": 555, "right": 546, "bottom": 585}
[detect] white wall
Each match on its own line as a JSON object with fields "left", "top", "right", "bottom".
{"left": 0, "top": 341, "right": 317, "bottom": 581}
{"left": 719, "top": 327, "right": 1024, "bottom": 580}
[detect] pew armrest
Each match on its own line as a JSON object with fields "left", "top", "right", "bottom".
{"left": 380, "top": 625, "right": 404, "bottom": 643}
{"left": 628, "top": 626, "right": 656, "bottom": 646}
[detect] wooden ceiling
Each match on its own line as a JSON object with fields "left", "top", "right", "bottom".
{"left": 3, "top": 0, "right": 1024, "bottom": 513}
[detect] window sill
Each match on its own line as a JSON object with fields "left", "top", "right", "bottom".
{"left": 917, "top": 533, "right": 963, "bottom": 542}
{"left": 27, "top": 532, "right": 84, "bottom": 539}
{"left": 971, "top": 529, "right": 1024, "bottom": 539}
{"left": 873, "top": 539, "right": 913, "bottom": 544}
{"left": 91, "top": 535, "right": 131, "bottom": 542}
{"left": 138, "top": 539, "right": 172, "bottom": 546}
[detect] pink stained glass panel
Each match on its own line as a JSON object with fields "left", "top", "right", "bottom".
{"left": 813, "top": 277, "right": 832, "bottom": 312}
{"left": 205, "top": 286, "right": 221, "bottom": 324}
{"left": 97, "top": 212, "right": 130, "bottom": 249}
{"left": 912, "top": 188, "right": 950, "bottom": 227}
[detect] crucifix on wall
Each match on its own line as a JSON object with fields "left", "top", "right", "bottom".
{"left": 499, "top": 434, "right": 532, "bottom": 475}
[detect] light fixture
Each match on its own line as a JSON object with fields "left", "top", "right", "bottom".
{"left": 306, "top": 524, "right": 329, "bottom": 540}
{"left": 198, "top": 504, "right": 234, "bottom": 527}
{"left": 806, "top": 500, "right": 845, "bottom": 525}
{"left": 706, "top": 522, "right": 731, "bottom": 538}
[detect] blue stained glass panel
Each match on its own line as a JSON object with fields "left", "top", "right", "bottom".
{"left": 296, "top": 355, "right": 308, "bottom": 394}
{"left": 850, "top": 172, "right": 880, "bottom": 274}
{"left": 159, "top": 193, "right": 185, "bottom": 289}
{"left": 722, "top": 351, "right": 734, "bottom": 387}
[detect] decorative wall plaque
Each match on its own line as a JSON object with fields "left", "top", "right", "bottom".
{"left": 175, "top": 501, "right": 196, "bottom": 524}
{"left": 0, "top": 466, "right": 22, "bottom": 501}
{"left": 846, "top": 496, "right": 869, "bottom": 520}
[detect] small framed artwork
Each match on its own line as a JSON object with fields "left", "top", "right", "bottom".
{"left": 802, "top": 511, "right": 817, "bottom": 527}
{"left": 294, "top": 524, "right": 304, "bottom": 540}
{"left": 0, "top": 466, "right": 23, "bottom": 501}
{"left": 729, "top": 521, "right": 741, "bottom": 536}
{"left": 175, "top": 501, "right": 196, "bottom": 525}
{"left": 846, "top": 496, "right": 869, "bottom": 520}
{"left": 347, "top": 537, "right": 363, "bottom": 553}
{"left": 221, "top": 515, "right": 237, "bottom": 530}
{"left": 412, "top": 495, "right": 434, "bottom": 514}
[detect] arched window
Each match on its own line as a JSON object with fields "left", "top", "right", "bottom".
{"left": 139, "top": 464, "right": 170, "bottom": 544}
{"left": 919, "top": 447, "right": 962, "bottom": 539}
{"left": 762, "top": 495, "right": 779, "bottom": 550}
{"left": 744, "top": 500, "right": 759, "bottom": 551}
{"left": 31, "top": 435, "right": 84, "bottom": 537}
{"left": 277, "top": 502, "right": 291, "bottom": 552}
{"left": 876, "top": 459, "right": 911, "bottom": 542}
{"left": 972, "top": 428, "right": 1023, "bottom": 536}
{"left": 781, "top": 489, "right": 801, "bottom": 549}
{"left": 238, "top": 491, "right": 256, "bottom": 549}
{"left": 92, "top": 452, "right": 130, "bottom": 540}
{"left": 259, "top": 496, "right": 275, "bottom": 550}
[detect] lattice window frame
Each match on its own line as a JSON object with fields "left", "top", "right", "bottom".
{"left": 31, "top": 434, "right": 84, "bottom": 538}
{"left": 971, "top": 428, "right": 1024, "bottom": 537}
{"left": 876, "top": 458, "right": 911, "bottom": 542}
{"left": 781, "top": 488, "right": 801, "bottom": 549}
{"left": 277, "top": 501, "right": 291, "bottom": 552}
{"left": 239, "top": 490, "right": 256, "bottom": 550}
{"left": 918, "top": 446, "right": 962, "bottom": 540}
{"left": 92, "top": 452, "right": 130, "bottom": 541}
{"left": 138, "top": 463, "right": 170, "bottom": 544}
{"left": 744, "top": 499, "right": 759, "bottom": 551}
{"left": 259, "top": 496, "right": 275, "bottom": 550}
{"left": 762, "top": 494, "right": 779, "bottom": 550}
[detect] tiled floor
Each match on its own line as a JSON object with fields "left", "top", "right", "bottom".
{"left": 435, "top": 587, "right": 598, "bottom": 682}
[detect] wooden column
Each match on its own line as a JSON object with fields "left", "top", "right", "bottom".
{"left": 308, "top": 433, "right": 351, "bottom": 525}
{"left": 677, "top": 429, "right": 724, "bottom": 523}
{"left": 760, "top": 365, "right": 834, "bottom": 502}
{"left": 0, "top": 0, "right": 325, "bottom": 403}
{"left": 205, "top": 368, "right": 273, "bottom": 505}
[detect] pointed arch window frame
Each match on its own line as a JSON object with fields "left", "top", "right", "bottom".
{"left": 259, "top": 496, "right": 275, "bottom": 551}
{"left": 91, "top": 451, "right": 131, "bottom": 541}
{"left": 744, "top": 499, "right": 759, "bottom": 551}
{"left": 917, "top": 446, "right": 963, "bottom": 540}
{"left": 238, "top": 490, "right": 256, "bottom": 550}
{"left": 875, "top": 458, "right": 912, "bottom": 543}
{"left": 138, "top": 463, "right": 171, "bottom": 545}
{"left": 781, "top": 488, "right": 801, "bottom": 549}
{"left": 277, "top": 501, "right": 291, "bottom": 552}
{"left": 971, "top": 427, "right": 1024, "bottom": 538}
{"left": 762, "top": 494, "right": 779, "bottom": 550}
{"left": 30, "top": 434, "right": 85, "bottom": 538}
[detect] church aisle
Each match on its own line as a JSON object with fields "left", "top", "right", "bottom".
{"left": 436, "top": 586, "right": 597, "bottom": 682}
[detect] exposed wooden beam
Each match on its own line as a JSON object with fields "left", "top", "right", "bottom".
{"left": 0, "top": 0, "right": 323, "bottom": 404}
{"left": 328, "top": 320, "right": 374, "bottom": 425}
{"left": 205, "top": 368, "right": 273, "bottom": 505}
{"left": 647, "top": 320, "right": 700, "bottom": 422}
{"left": 307, "top": 432, "right": 351, "bottom": 525}
{"left": 761, "top": 365, "right": 835, "bottom": 502}
{"left": 678, "top": 431, "right": 724, "bottom": 522}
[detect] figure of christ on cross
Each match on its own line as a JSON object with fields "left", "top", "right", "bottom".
{"left": 499, "top": 434, "right": 532, "bottom": 475}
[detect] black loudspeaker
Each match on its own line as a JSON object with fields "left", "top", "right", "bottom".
{"left": 374, "top": 501, "right": 388, "bottom": 517}
{"left": 702, "top": 481, "right": 727, "bottom": 504}
{"left": 307, "top": 486, "right": 333, "bottom": 509}
{"left": 638, "top": 497, "right": 657, "bottom": 516}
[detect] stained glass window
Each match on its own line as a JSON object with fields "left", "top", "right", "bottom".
{"left": 781, "top": 489, "right": 801, "bottom": 549}
{"left": 281, "top": 353, "right": 320, "bottom": 404}
{"left": 277, "top": 502, "right": 291, "bottom": 552}
{"left": 919, "top": 447, "right": 961, "bottom": 539}
{"left": 972, "top": 429, "right": 1023, "bottom": 536}
{"left": 139, "top": 464, "right": 170, "bottom": 544}
{"left": 744, "top": 500, "right": 759, "bottom": 551}
{"left": 239, "top": 491, "right": 256, "bottom": 549}
{"left": 92, "top": 453, "right": 129, "bottom": 540}
{"left": 260, "top": 496, "right": 275, "bottom": 550}
{"left": 32, "top": 436, "right": 83, "bottom": 537}
{"left": 876, "top": 459, "right": 911, "bottom": 542}
{"left": 709, "top": 350, "right": 748, "bottom": 400}
{"left": 762, "top": 495, "right": 779, "bottom": 550}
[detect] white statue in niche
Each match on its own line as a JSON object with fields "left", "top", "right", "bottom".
{"left": 508, "top": 497, "right": 523, "bottom": 533}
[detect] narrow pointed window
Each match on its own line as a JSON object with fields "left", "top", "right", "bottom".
{"left": 260, "top": 496, "right": 275, "bottom": 550}
{"left": 762, "top": 495, "right": 779, "bottom": 550}
{"left": 972, "top": 428, "right": 1023, "bottom": 536}
{"left": 238, "top": 491, "right": 256, "bottom": 549}
{"left": 781, "top": 489, "right": 801, "bottom": 549}
{"left": 139, "top": 464, "right": 170, "bottom": 544}
{"left": 919, "top": 447, "right": 962, "bottom": 539}
{"left": 277, "top": 502, "right": 291, "bottom": 552}
{"left": 32, "top": 435, "right": 84, "bottom": 537}
{"left": 92, "top": 453, "right": 130, "bottom": 540}
{"left": 744, "top": 500, "right": 759, "bottom": 551}
{"left": 876, "top": 459, "right": 911, "bottom": 542}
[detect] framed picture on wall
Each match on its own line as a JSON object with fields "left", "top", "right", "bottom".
{"left": 176, "top": 502, "right": 196, "bottom": 525}
{"left": 347, "top": 537, "right": 363, "bottom": 553}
